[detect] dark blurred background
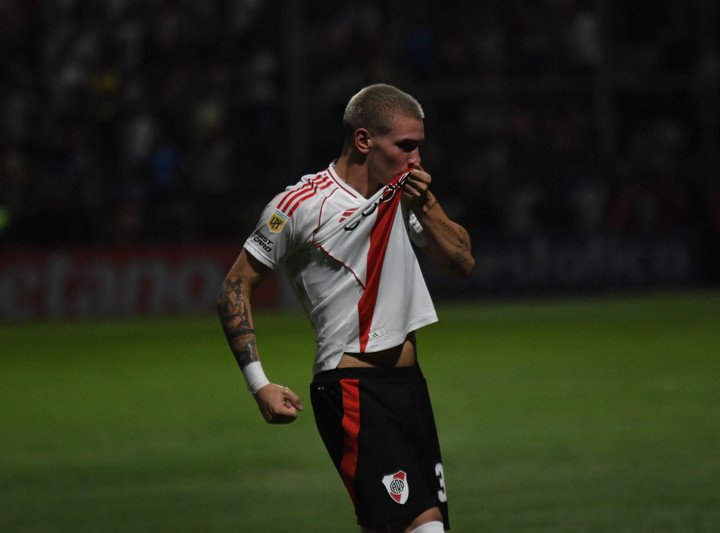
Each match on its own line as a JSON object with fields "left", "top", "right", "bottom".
{"left": 1, "top": 0, "right": 719, "bottom": 316}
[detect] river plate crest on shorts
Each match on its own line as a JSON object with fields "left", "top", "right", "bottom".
{"left": 382, "top": 470, "right": 409, "bottom": 504}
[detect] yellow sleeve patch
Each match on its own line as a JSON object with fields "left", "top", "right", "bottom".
{"left": 267, "top": 210, "right": 288, "bottom": 233}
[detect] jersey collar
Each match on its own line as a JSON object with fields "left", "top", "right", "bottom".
{"left": 327, "top": 162, "right": 362, "bottom": 199}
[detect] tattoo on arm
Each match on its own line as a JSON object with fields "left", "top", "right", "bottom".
{"left": 416, "top": 196, "right": 474, "bottom": 275}
{"left": 225, "top": 328, "right": 256, "bottom": 340}
{"left": 217, "top": 276, "right": 259, "bottom": 369}
{"left": 436, "top": 218, "right": 472, "bottom": 273}
{"left": 439, "top": 218, "right": 468, "bottom": 248}
{"left": 233, "top": 337, "right": 259, "bottom": 369}
{"left": 422, "top": 197, "right": 438, "bottom": 213}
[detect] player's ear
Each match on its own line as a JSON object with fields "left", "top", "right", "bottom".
{"left": 354, "top": 128, "right": 372, "bottom": 153}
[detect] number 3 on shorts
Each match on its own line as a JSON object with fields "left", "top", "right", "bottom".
{"left": 435, "top": 463, "right": 448, "bottom": 503}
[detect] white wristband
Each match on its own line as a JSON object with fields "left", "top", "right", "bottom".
{"left": 242, "top": 361, "right": 270, "bottom": 395}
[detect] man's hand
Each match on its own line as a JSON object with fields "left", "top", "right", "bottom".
{"left": 401, "top": 166, "right": 434, "bottom": 213}
{"left": 254, "top": 383, "right": 304, "bottom": 424}
{"left": 401, "top": 165, "right": 475, "bottom": 279}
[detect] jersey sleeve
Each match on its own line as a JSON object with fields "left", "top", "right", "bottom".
{"left": 404, "top": 205, "right": 428, "bottom": 248}
{"left": 243, "top": 193, "right": 309, "bottom": 269}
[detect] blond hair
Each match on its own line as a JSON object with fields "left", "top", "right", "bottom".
{"left": 342, "top": 84, "right": 424, "bottom": 143}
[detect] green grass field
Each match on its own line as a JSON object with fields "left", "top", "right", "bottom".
{"left": 2, "top": 291, "right": 719, "bottom": 532}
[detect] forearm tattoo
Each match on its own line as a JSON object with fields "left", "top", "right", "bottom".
{"left": 225, "top": 327, "right": 256, "bottom": 340}
{"left": 217, "top": 276, "right": 259, "bottom": 369}
{"left": 436, "top": 217, "right": 472, "bottom": 275}
{"left": 422, "top": 197, "right": 438, "bottom": 213}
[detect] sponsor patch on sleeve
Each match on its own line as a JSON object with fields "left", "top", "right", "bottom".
{"left": 251, "top": 230, "right": 274, "bottom": 252}
{"left": 267, "top": 210, "right": 288, "bottom": 233}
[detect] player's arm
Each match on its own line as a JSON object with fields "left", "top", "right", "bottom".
{"left": 216, "top": 248, "right": 304, "bottom": 424}
{"left": 402, "top": 167, "right": 475, "bottom": 279}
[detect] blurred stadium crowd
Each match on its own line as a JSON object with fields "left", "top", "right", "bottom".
{"left": 1, "top": 0, "right": 718, "bottom": 251}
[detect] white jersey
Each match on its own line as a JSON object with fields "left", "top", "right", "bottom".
{"left": 244, "top": 163, "right": 437, "bottom": 374}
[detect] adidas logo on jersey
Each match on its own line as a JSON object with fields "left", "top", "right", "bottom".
{"left": 368, "top": 327, "right": 387, "bottom": 340}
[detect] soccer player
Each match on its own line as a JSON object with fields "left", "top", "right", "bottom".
{"left": 217, "top": 83, "right": 474, "bottom": 532}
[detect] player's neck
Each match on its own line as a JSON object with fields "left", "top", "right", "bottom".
{"left": 333, "top": 157, "right": 372, "bottom": 198}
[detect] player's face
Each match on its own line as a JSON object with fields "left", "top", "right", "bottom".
{"left": 367, "top": 115, "right": 424, "bottom": 188}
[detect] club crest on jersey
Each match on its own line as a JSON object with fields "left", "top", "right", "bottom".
{"left": 267, "top": 210, "right": 288, "bottom": 233}
{"left": 382, "top": 470, "right": 409, "bottom": 505}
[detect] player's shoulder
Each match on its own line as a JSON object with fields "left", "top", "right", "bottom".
{"left": 257, "top": 169, "right": 337, "bottom": 236}
{"left": 271, "top": 169, "right": 338, "bottom": 216}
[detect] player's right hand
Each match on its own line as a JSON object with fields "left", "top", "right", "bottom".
{"left": 254, "top": 383, "right": 304, "bottom": 424}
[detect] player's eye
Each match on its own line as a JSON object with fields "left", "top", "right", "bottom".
{"left": 397, "top": 141, "right": 420, "bottom": 153}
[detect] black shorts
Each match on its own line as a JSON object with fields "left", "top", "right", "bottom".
{"left": 310, "top": 365, "right": 450, "bottom": 530}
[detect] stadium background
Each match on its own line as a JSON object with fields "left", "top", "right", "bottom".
{"left": 1, "top": 1, "right": 719, "bottom": 531}
{"left": 2, "top": 0, "right": 719, "bottom": 319}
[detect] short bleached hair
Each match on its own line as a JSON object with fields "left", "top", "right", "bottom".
{"left": 342, "top": 84, "right": 424, "bottom": 143}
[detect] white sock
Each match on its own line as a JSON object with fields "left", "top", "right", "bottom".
{"left": 409, "top": 521, "right": 444, "bottom": 533}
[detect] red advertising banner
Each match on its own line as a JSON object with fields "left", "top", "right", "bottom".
{"left": 0, "top": 244, "right": 279, "bottom": 322}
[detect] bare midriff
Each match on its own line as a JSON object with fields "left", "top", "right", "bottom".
{"left": 337, "top": 332, "right": 417, "bottom": 368}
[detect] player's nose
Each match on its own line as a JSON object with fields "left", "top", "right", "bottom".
{"left": 408, "top": 151, "right": 421, "bottom": 168}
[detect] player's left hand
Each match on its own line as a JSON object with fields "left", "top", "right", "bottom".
{"left": 401, "top": 165, "right": 432, "bottom": 212}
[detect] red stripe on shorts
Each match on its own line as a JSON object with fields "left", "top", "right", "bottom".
{"left": 340, "top": 378, "right": 361, "bottom": 506}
